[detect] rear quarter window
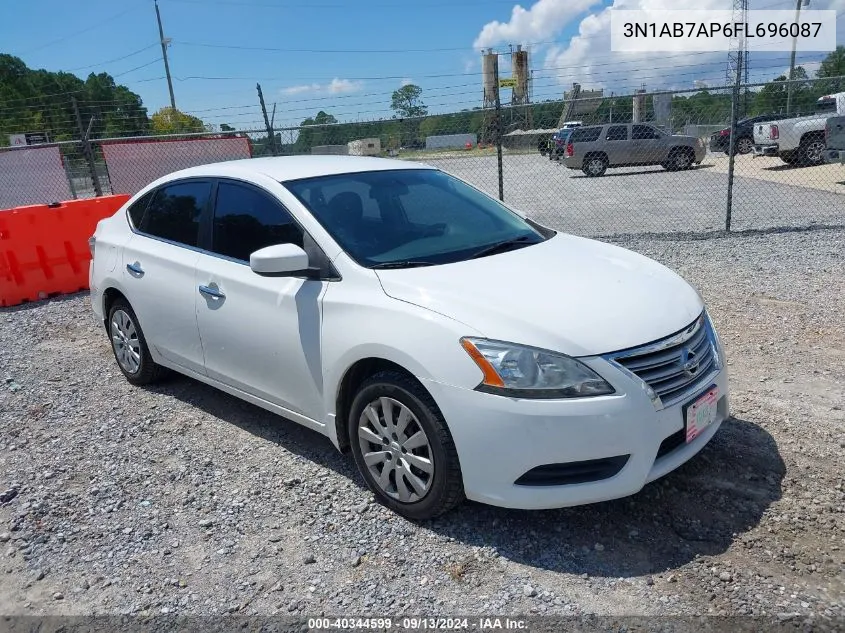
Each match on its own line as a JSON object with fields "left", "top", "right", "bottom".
{"left": 570, "top": 127, "right": 602, "bottom": 142}
{"left": 126, "top": 191, "right": 154, "bottom": 229}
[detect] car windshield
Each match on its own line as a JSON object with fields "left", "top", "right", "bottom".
{"left": 284, "top": 169, "right": 548, "bottom": 268}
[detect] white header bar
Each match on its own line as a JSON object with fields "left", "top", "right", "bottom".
{"left": 610, "top": 10, "right": 837, "bottom": 53}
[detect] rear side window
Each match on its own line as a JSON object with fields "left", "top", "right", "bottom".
{"left": 126, "top": 191, "right": 154, "bottom": 228}
{"left": 211, "top": 181, "right": 304, "bottom": 262}
{"left": 606, "top": 125, "right": 628, "bottom": 141}
{"left": 141, "top": 181, "right": 211, "bottom": 247}
{"left": 570, "top": 127, "right": 601, "bottom": 142}
{"left": 632, "top": 125, "right": 660, "bottom": 140}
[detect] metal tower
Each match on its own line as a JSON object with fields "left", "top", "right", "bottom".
{"left": 725, "top": 0, "right": 749, "bottom": 113}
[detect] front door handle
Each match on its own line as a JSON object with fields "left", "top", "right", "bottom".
{"left": 126, "top": 262, "right": 144, "bottom": 276}
{"left": 198, "top": 284, "right": 226, "bottom": 299}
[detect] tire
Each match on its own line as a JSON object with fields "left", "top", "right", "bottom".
{"left": 797, "top": 136, "right": 825, "bottom": 166}
{"left": 348, "top": 370, "right": 464, "bottom": 520}
{"left": 736, "top": 137, "right": 754, "bottom": 155}
{"left": 582, "top": 154, "right": 608, "bottom": 177}
{"left": 666, "top": 147, "right": 694, "bottom": 171}
{"left": 107, "top": 298, "right": 167, "bottom": 386}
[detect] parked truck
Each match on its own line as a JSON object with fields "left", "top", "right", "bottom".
{"left": 824, "top": 115, "right": 845, "bottom": 165}
{"left": 753, "top": 92, "right": 845, "bottom": 166}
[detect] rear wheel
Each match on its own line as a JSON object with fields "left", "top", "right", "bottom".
{"left": 666, "top": 147, "right": 694, "bottom": 171}
{"left": 798, "top": 136, "right": 825, "bottom": 166}
{"left": 348, "top": 371, "right": 464, "bottom": 520}
{"left": 582, "top": 154, "right": 608, "bottom": 177}
{"left": 108, "top": 298, "right": 166, "bottom": 386}
{"left": 735, "top": 137, "right": 754, "bottom": 155}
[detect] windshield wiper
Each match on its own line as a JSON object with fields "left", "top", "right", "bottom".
{"left": 469, "top": 235, "right": 537, "bottom": 260}
{"left": 370, "top": 260, "right": 437, "bottom": 270}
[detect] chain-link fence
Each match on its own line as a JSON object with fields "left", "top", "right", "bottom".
{"left": 2, "top": 76, "right": 843, "bottom": 237}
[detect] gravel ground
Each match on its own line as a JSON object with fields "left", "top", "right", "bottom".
{"left": 0, "top": 228, "right": 843, "bottom": 624}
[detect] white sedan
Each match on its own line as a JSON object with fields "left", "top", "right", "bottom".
{"left": 89, "top": 156, "right": 729, "bottom": 520}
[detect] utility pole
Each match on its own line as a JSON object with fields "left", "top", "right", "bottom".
{"left": 155, "top": 0, "right": 177, "bottom": 111}
{"left": 786, "top": 0, "right": 809, "bottom": 115}
{"left": 257, "top": 83, "right": 277, "bottom": 156}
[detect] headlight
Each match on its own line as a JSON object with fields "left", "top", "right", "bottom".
{"left": 460, "top": 338, "right": 615, "bottom": 399}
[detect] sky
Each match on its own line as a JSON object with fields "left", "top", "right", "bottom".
{"left": 2, "top": 0, "right": 843, "bottom": 130}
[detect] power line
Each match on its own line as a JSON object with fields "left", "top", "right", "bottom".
{"left": 64, "top": 44, "right": 161, "bottom": 73}
{"left": 15, "top": 6, "right": 144, "bottom": 56}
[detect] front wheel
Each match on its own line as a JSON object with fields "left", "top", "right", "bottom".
{"left": 348, "top": 371, "right": 464, "bottom": 520}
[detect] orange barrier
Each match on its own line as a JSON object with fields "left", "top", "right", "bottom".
{"left": 0, "top": 195, "right": 130, "bottom": 307}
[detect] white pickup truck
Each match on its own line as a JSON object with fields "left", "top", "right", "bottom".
{"left": 824, "top": 115, "right": 845, "bottom": 164}
{"left": 753, "top": 92, "right": 845, "bottom": 166}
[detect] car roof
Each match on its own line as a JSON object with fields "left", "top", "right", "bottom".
{"left": 157, "top": 155, "right": 430, "bottom": 183}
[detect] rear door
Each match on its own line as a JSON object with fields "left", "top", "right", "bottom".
{"left": 121, "top": 179, "right": 211, "bottom": 375}
{"left": 603, "top": 125, "right": 630, "bottom": 166}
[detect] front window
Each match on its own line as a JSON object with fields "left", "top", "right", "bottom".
{"left": 284, "top": 169, "right": 549, "bottom": 268}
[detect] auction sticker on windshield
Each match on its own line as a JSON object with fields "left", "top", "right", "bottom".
{"left": 685, "top": 387, "right": 719, "bottom": 443}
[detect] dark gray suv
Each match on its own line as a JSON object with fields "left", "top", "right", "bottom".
{"left": 562, "top": 124, "right": 706, "bottom": 177}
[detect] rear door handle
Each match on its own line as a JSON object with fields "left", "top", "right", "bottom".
{"left": 198, "top": 284, "right": 225, "bottom": 299}
{"left": 126, "top": 262, "right": 144, "bottom": 276}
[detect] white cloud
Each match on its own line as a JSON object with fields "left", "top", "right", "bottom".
{"left": 280, "top": 78, "right": 363, "bottom": 96}
{"left": 477, "top": 0, "right": 845, "bottom": 99}
{"left": 282, "top": 83, "right": 320, "bottom": 95}
{"left": 327, "top": 78, "right": 362, "bottom": 94}
{"left": 400, "top": 78, "right": 413, "bottom": 87}
{"left": 473, "top": 0, "right": 601, "bottom": 49}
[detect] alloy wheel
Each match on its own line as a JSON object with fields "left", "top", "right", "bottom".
{"left": 587, "top": 158, "right": 605, "bottom": 176}
{"left": 737, "top": 137, "right": 754, "bottom": 154}
{"left": 357, "top": 396, "right": 434, "bottom": 503}
{"left": 110, "top": 309, "right": 141, "bottom": 374}
{"left": 804, "top": 141, "right": 824, "bottom": 164}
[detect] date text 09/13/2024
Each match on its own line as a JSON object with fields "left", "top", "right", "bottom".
{"left": 307, "top": 617, "right": 528, "bottom": 630}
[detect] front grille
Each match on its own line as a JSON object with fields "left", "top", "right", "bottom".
{"left": 609, "top": 314, "right": 719, "bottom": 408}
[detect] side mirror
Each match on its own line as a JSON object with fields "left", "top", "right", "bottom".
{"left": 250, "top": 243, "right": 309, "bottom": 276}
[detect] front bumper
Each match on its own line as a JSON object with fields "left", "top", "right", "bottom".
{"left": 753, "top": 143, "right": 779, "bottom": 157}
{"left": 421, "top": 362, "right": 729, "bottom": 510}
{"left": 824, "top": 149, "right": 845, "bottom": 164}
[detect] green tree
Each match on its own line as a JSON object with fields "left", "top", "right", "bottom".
{"left": 390, "top": 84, "right": 427, "bottom": 118}
{"left": 0, "top": 54, "right": 150, "bottom": 145}
{"left": 150, "top": 107, "right": 206, "bottom": 134}
{"left": 816, "top": 45, "right": 845, "bottom": 93}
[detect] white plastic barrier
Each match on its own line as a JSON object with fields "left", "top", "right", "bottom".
{"left": 102, "top": 136, "right": 252, "bottom": 195}
{"left": 0, "top": 146, "right": 73, "bottom": 209}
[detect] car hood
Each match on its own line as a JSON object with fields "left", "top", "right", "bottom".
{"left": 375, "top": 234, "right": 703, "bottom": 357}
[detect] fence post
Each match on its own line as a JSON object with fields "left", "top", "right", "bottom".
{"left": 72, "top": 97, "right": 102, "bottom": 197}
{"left": 492, "top": 56, "right": 504, "bottom": 202}
{"left": 725, "top": 59, "right": 743, "bottom": 232}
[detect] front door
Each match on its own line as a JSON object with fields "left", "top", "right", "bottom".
{"left": 631, "top": 124, "right": 664, "bottom": 165}
{"left": 194, "top": 179, "right": 327, "bottom": 421}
